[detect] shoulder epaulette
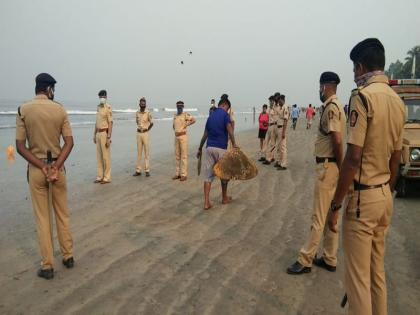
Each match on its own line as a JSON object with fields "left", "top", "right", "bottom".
{"left": 52, "top": 100, "right": 63, "bottom": 107}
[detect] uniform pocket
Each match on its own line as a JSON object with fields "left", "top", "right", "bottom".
{"left": 315, "top": 163, "right": 326, "bottom": 181}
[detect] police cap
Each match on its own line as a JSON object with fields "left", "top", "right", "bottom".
{"left": 350, "top": 38, "right": 384, "bottom": 63}
{"left": 319, "top": 71, "right": 340, "bottom": 85}
{"left": 176, "top": 101, "right": 184, "bottom": 106}
{"left": 98, "top": 90, "right": 107, "bottom": 97}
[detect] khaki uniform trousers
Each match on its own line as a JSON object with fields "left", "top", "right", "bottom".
{"left": 343, "top": 185, "right": 393, "bottom": 315}
{"left": 277, "top": 128, "right": 287, "bottom": 167}
{"left": 265, "top": 125, "right": 278, "bottom": 161}
{"left": 96, "top": 131, "right": 111, "bottom": 182}
{"left": 175, "top": 134, "right": 188, "bottom": 177}
{"left": 28, "top": 164, "right": 73, "bottom": 269}
{"left": 136, "top": 132, "right": 150, "bottom": 173}
{"left": 298, "top": 162, "right": 339, "bottom": 267}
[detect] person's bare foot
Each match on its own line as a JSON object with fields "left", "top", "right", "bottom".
{"left": 222, "top": 196, "right": 233, "bottom": 204}
{"left": 204, "top": 203, "right": 213, "bottom": 210}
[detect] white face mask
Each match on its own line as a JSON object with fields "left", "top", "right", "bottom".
{"left": 99, "top": 97, "right": 106, "bottom": 105}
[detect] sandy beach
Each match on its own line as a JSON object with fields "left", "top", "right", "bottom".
{"left": 0, "top": 119, "right": 419, "bottom": 315}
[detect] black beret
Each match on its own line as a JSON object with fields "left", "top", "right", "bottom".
{"left": 176, "top": 101, "right": 184, "bottom": 106}
{"left": 350, "top": 38, "right": 384, "bottom": 62}
{"left": 35, "top": 73, "right": 56, "bottom": 87}
{"left": 320, "top": 71, "right": 340, "bottom": 85}
{"left": 98, "top": 90, "right": 107, "bottom": 97}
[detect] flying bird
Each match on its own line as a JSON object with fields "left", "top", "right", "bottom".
{"left": 180, "top": 61, "right": 184, "bottom": 65}
{"left": 189, "top": 51, "right": 192, "bottom": 55}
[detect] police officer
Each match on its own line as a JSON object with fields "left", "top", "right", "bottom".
{"left": 16, "top": 73, "right": 74, "bottom": 279}
{"left": 327, "top": 38, "right": 405, "bottom": 315}
{"left": 173, "top": 101, "right": 196, "bottom": 181}
{"left": 287, "top": 72, "right": 345, "bottom": 275}
{"left": 263, "top": 94, "right": 281, "bottom": 165}
{"left": 93, "top": 89, "right": 113, "bottom": 184}
{"left": 133, "top": 97, "right": 153, "bottom": 177}
{"left": 276, "top": 94, "right": 289, "bottom": 170}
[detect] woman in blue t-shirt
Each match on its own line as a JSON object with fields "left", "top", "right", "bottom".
{"left": 197, "top": 94, "right": 237, "bottom": 210}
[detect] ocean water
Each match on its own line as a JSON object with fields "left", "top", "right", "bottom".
{"left": 0, "top": 98, "right": 255, "bottom": 129}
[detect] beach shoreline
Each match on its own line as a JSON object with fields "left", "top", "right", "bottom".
{"left": 0, "top": 121, "right": 419, "bottom": 315}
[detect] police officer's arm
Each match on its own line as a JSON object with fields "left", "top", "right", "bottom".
{"left": 16, "top": 140, "right": 46, "bottom": 170}
{"left": 389, "top": 150, "right": 401, "bottom": 192}
{"left": 148, "top": 113, "right": 154, "bottom": 131}
{"left": 328, "top": 108, "right": 343, "bottom": 169}
{"left": 187, "top": 114, "right": 196, "bottom": 126}
{"left": 107, "top": 106, "right": 113, "bottom": 140}
{"left": 328, "top": 96, "right": 367, "bottom": 232}
{"left": 54, "top": 136, "right": 74, "bottom": 170}
{"left": 282, "top": 111, "right": 288, "bottom": 138}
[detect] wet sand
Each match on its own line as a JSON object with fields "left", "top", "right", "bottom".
{"left": 0, "top": 120, "right": 419, "bottom": 315}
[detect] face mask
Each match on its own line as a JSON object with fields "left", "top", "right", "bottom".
{"left": 319, "top": 86, "right": 326, "bottom": 103}
{"left": 47, "top": 86, "right": 54, "bottom": 100}
{"left": 100, "top": 97, "right": 106, "bottom": 105}
{"left": 177, "top": 107, "right": 183, "bottom": 115}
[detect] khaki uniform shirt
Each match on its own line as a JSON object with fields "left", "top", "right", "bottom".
{"left": 278, "top": 104, "right": 289, "bottom": 126}
{"left": 268, "top": 107, "right": 276, "bottom": 124}
{"left": 136, "top": 110, "right": 152, "bottom": 131}
{"left": 173, "top": 112, "right": 194, "bottom": 134}
{"left": 348, "top": 75, "right": 405, "bottom": 185}
{"left": 271, "top": 105, "right": 281, "bottom": 124}
{"left": 314, "top": 95, "right": 346, "bottom": 158}
{"left": 95, "top": 103, "right": 113, "bottom": 129}
{"left": 15, "top": 95, "right": 72, "bottom": 159}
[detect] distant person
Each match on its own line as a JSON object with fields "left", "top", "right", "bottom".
{"left": 197, "top": 94, "right": 237, "bottom": 210}
{"left": 133, "top": 97, "right": 153, "bottom": 177}
{"left": 93, "top": 89, "right": 113, "bottom": 184}
{"left": 306, "top": 104, "right": 315, "bottom": 129}
{"left": 209, "top": 98, "right": 216, "bottom": 115}
{"left": 173, "top": 101, "right": 196, "bottom": 181}
{"left": 258, "top": 104, "right": 269, "bottom": 157}
{"left": 287, "top": 71, "right": 345, "bottom": 276}
{"left": 291, "top": 104, "right": 300, "bottom": 130}
{"left": 276, "top": 94, "right": 289, "bottom": 170}
{"left": 327, "top": 38, "right": 405, "bottom": 315}
{"left": 16, "top": 73, "right": 74, "bottom": 279}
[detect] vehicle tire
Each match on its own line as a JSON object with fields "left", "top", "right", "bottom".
{"left": 396, "top": 177, "right": 407, "bottom": 198}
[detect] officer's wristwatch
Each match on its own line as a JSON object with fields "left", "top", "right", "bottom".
{"left": 329, "top": 200, "right": 342, "bottom": 212}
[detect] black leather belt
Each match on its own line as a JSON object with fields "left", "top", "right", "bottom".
{"left": 353, "top": 181, "right": 387, "bottom": 191}
{"left": 277, "top": 125, "right": 283, "bottom": 128}
{"left": 316, "top": 157, "right": 336, "bottom": 164}
{"left": 269, "top": 123, "right": 276, "bottom": 126}
{"left": 137, "top": 128, "right": 148, "bottom": 133}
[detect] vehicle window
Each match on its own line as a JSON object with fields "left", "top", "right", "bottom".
{"left": 405, "top": 99, "right": 420, "bottom": 122}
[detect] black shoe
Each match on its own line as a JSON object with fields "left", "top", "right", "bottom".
{"left": 286, "top": 262, "right": 311, "bottom": 275}
{"left": 145, "top": 172, "right": 150, "bottom": 177}
{"left": 273, "top": 162, "right": 280, "bottom": 167}
{"left": 313, "top": 256, "right": 336, "bottom": 272}
{"left": 277, "top": 166, "right": 287, "bottom": 170}
{"left": 37, "top": 268, "right": 54, "bottom": 280}
{"left": 63, "top": 257, "right": 74, "bottom": 269}
{"left": 133, "top": 172, "right": 142, "bottom": 177}
{"left": 258, "top": 157, "right": 266, "bottom": 162}
{"left": 262, "top": 160, "right": 272, "bottom": 165}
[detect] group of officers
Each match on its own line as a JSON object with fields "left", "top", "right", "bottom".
{"left": 15, "top": 37, "right": 406, "bottom": 315}
{"left": 258, "top": 93, "right": 289, "bottom": 169}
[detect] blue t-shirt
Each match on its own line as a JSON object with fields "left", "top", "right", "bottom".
{"left": 205, "top": 108, "right": 232, "bottom": 149}
{"left": 291, "top": 107, "right": 300, "bottom": 119}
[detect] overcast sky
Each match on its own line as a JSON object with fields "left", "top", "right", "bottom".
{"left": 0, "top": 0, "right": 419, "bottom": 109}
